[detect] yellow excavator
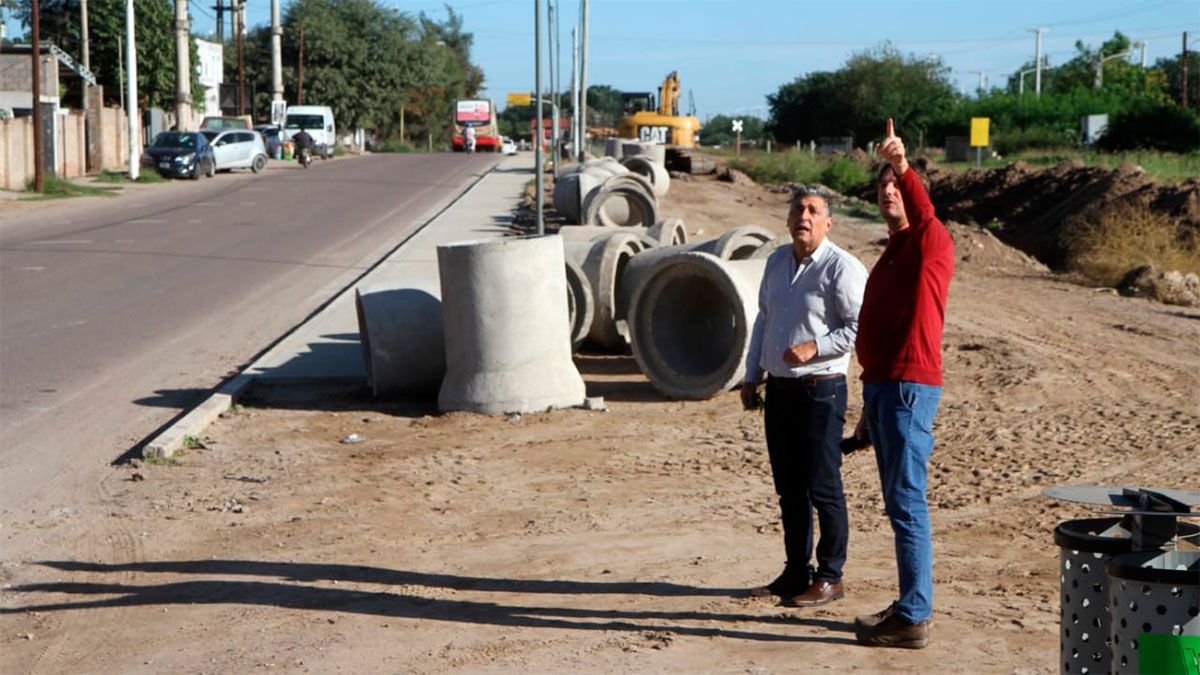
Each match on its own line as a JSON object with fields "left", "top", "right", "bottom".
{"left": 617, "top": 71, "right": 702, "bottom": 148}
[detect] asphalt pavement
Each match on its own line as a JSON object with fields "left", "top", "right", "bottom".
{"left": 0, "top": 152, "right": 523, "bottom": 547}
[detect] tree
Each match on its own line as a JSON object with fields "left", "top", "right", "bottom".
{"left": 1154, "top": 51, "right": 1200, "bottom": 108}
{"left": 767, "top": 43, "right": 955, "bottom": 148}
{"left": 16, "top": 0, "right": 205, "bottom": 110}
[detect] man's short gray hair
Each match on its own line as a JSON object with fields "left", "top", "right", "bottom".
{"left": 790, "top": 185, "right": 834, "bottom": 216}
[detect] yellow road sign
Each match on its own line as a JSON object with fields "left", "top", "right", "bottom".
{"left": 507, "top": 92, "right": 532, "bottom": 107}
{"left": 970, "top": 117, "right": 990, "bottom": 147}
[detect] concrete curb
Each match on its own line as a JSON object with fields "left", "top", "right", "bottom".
{"left": 141, "top": 160, "right": 501, "bottom": 459}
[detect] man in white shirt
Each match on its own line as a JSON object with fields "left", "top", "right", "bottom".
{"left": 741, "top": 185, "right": 868, "bottom": 607}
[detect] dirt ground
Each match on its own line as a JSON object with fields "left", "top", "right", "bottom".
{"left": 2, "top": 169, "right": 1198, "bottom": 673}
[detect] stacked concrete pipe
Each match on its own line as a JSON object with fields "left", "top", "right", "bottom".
{"left": 620, "top": 154, "right": 670, "bottom": 198}
{"left": 564, "top": 255, "right": 595, "bottom": 351}
{"left": 437, "top": 235, "right": 586, "bottom": 414}
{"left": 558, "top": 224, "right": 660, "bottom": 251}
{"left": 554, "top": 159, "right": 659, "bottom": 228}
{"left": 562, "top": 231, "right": 658, "bottom": 351}
{"left": 617, "top": 225, "right": 778, "bottom": 322}
{"left": 626, "top": 252, "right": 767, "bottom": 399}
{"left": 647, "top": 217, "right": 688, "bottom": 246}
{"left": 750, "top": 235, "right": 791, "bottom": 260}
{"left": 355, "top": 280, "right": 445, "bottom": 396}
{"left": 621, "top": 142, "right": 666, "bottom": 167}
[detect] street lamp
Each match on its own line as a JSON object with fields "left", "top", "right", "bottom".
{"left": 1094, "top": 51, "right": 1132, "bottom": 89}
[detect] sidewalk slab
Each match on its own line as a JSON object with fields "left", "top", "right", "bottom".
{"left": 145, "top": 155, "right": 532, "bottom": 456}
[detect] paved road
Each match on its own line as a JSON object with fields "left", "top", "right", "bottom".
{"left": 0, "top": 153, "right": 498, "bottom": 544}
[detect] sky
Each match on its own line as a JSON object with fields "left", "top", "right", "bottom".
{"left": 6, "top": 0, "right": 1199, "bottom": 121}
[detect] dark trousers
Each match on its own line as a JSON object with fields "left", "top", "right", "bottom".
{"left": 764, "top": 375, "right": 849, "bottom": 582}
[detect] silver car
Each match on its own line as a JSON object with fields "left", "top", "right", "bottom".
{"left": 200, "top": 129, "right": 269, "bottom": 173}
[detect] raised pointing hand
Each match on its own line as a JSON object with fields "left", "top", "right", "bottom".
{"left": 880, "top": 117, "right": 908, "bottom": 176}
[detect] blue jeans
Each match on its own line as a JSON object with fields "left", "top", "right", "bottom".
{"left": 862, "top": 380, "right": 942, "bottom": 623}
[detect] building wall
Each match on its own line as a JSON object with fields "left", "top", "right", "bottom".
{"left": 1, "top": 107, "right": 130, "bottom": 190}
{"left": 0, "top": 53, "right": 59, "bottom": 111}
{"left": 194, "top": 39, "right": 223, "bottom": 126}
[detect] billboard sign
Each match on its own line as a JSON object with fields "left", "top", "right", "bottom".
{"left": 456, "top": 100, "right": 492, "bottom": 124}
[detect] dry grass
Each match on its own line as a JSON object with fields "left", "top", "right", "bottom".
{"left": 1064, "top": 201, "right": 1200, "bottom": 286}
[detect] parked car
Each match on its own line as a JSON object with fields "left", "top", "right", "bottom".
{"left": 500, "top": 136, "right": 517, "bottom": 155}
{"left": 200, "top": 116, "right": 252, "bottom": 131}
{"left": 254, "top": 124, "right": 283, "bottom": 158}
{"left": 141, "top": 131, "right": 216, "bottom": 180}
{"left": 200, "top": 129, "right": 269, "bottom": 173}
{"left": 282, "top": 105, "right": 336, "bottom": 158}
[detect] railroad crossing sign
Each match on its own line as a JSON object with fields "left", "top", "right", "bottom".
{"left": 731, "top": 119, "right": 744, "bottom": 133}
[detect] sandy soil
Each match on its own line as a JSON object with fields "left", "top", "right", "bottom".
{"left": 2, "top": 170, "right": 1197, "bottom": 673}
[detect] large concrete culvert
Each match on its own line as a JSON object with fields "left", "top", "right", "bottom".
{"left": 583, "top": 174, "right": 658, "bottom": 228}
{"left": 437, "top": 235, "right": 586, "bottom": 414}
{"left": 647, "top": 217, "right": 688, "bottom": 246}
{"left": 563, "top": 255, "right": 594, "bottom": 350}
{"left": 627, "top": 252, "right": 766, "bottom": 399}
{"left": 574, "top": 231, "right": 657, "bottom": 351}
{"left": 355, "top": 282, "right": 445, "bottom": 396}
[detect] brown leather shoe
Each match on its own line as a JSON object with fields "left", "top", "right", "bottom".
{"left": 855, "top": 610, "right": 930, "bottom": 649}
{"left": 783, "top": 579, "right": 845, "bottom": 607}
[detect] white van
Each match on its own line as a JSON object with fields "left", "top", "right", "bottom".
{"left": 283, "top": 105, "right": 336, "bottom": 158}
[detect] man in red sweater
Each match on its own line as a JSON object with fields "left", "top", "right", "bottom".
{"left": 852, "top": 119, "right": 954, "bottom": 649}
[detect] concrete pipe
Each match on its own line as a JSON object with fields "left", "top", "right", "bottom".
{"left": 437, "top": 235, "right": 586, "bottom": 414}
{"left": 564, "top": 254, "right": 595, "bottom": 351}
{"left": 750, "top": 235, "right": 791, "bottom": 260}
{"left": 558, "top": 225, "right": 660, "bottom": 250}
{"left": 627, "top": 252, "right": 767, "bottom": 399}
{"left": 552, "top": 170, "right": 606, "bottom": 224}
{"left": 622, "top": 142, "right": 666, "bottom": 167}
{"left": 583, "top": 174, "right": 659, "bottom": 228}
{"left": 648, "top": 218, "right": 688, "bottom": 246}
{"left": 604, "top": 137, "right": 625, "bottom": 159}
{"left": 355, "top": 281, "right": 445, "bottom": 396}
{"left": 704, "top": 225, "right": 777, "bottom": 260}
{"left": 578, "top": 231, "right": 657, "bottom": 351}
{"left": 621, "top": 154, "right": 671, "bottom": 198}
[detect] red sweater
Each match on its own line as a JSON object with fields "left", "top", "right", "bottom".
{"left": 856, "top": 165, "right": 955, "bottom": 385}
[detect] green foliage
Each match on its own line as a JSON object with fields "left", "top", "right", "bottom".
{"left": 17, "top": 0, "right": 205, "bottom": 110}
{"left": 1096, "top": 100, "right": 1200, "bottom": 153}
{"left": 698, "top": 114, "right": 765, "bottom": 147}
{"left": 767, "top": 43, "right": 956, "bottom": 147}
{"left": 22, "top": 175, "right": 115, "bottom": 198}
{"left": 231, "top": 1, "right": 480, "bottom": 146}
{"left": 498, "top": 103, "right": 535, "bottom": 140}
{"left": 1154, "top": 52, "right": 1200, "bottom": 106}
{"left": 821, "top": 157, "right": 872, "bottom": 195}
{"left": 730, "top": 151, "right": 872, "bottom": 196}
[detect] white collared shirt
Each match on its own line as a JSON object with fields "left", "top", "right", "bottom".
{"left": 744, "top": 238, "right": 868, "bottom": 382}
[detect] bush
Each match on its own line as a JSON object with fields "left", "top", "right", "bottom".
{"left": 1064, "top": 201, "right": 1199, "bottom": 286}
{"left": 1096, "top": 101, "right": 1200, "bottom": 153}
{"left": 730, "top": 151, "right": 823, "bottom": 186}
{"left": 820, "top": 157, "right": 872, "bottom": 195}
{"left": 993, "top": 126, "right": 1078, "bottom": 155}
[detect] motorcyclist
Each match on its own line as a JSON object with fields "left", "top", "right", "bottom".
{"left": 464, "top": 125, "right": 477, "bottom": 153}
{"left": 292, "top": 126, "right": 315, "bottom": 164}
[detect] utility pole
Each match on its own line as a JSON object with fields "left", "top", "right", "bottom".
{"left": 81, "top": 0, "right": 91, "bottom": 100}
{"left": 1183, "top": 32, "right": 1189, "bottom": 108}
{"left": 577, "top": 0, "right": 588, "bottom": 161}
{"left": 117, "top": 36, "right": 124, "bottom": 110}
{"left": 970, "top": 70, "right": 987, "bottom": 94}
{"left": 1030, "top": 27, "right": 1048, "bottom": 97}
{"left": 31, "top": 0, "right": 44, "bottom": 191}
{"left": 174, "top": 0, "right": 192, "bottom": 129}
{"left": 1134, "top": 39, "right": 1147, "bottom": 68}
{"left": 236, "top": 0, "right": 245, "bottom": 117}
{"left": 535, "top": 0, "right": 544, "bottom": 235}
{"left": 547, "top": 0, "right": 559, "bottom": 175}
{"left": 271, "top": 0, "right": 283, "bottom": 103}
{"left": 126, "top": 0, "right": 139, "bottom": 180}
{"left": 214, "top": 0, "right": 224, "bottom": 42}
{"left": 571, "top": 26, "right": 578, "bottom": 156}
{"left": 298, "top": 23, "right": 305, "bottom": 105}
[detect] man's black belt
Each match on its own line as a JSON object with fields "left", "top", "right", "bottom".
{"left": 767, "top": 373, "right": 845, "bottom": 388}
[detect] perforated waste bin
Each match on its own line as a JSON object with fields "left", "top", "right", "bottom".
{"left": 1107, "top": 550, "right": 1199, "bottom": 674}
{"left": 1056, "top": 518, "right": 1130, "bottom": 675}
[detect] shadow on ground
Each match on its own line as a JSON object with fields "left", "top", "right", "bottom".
{"left": 4, "top": 559, "right": 855, "bottom": 644}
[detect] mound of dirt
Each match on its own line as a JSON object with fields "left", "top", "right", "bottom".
{"left": 915, "top": 158, "right": 1200, "bottom": 268}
